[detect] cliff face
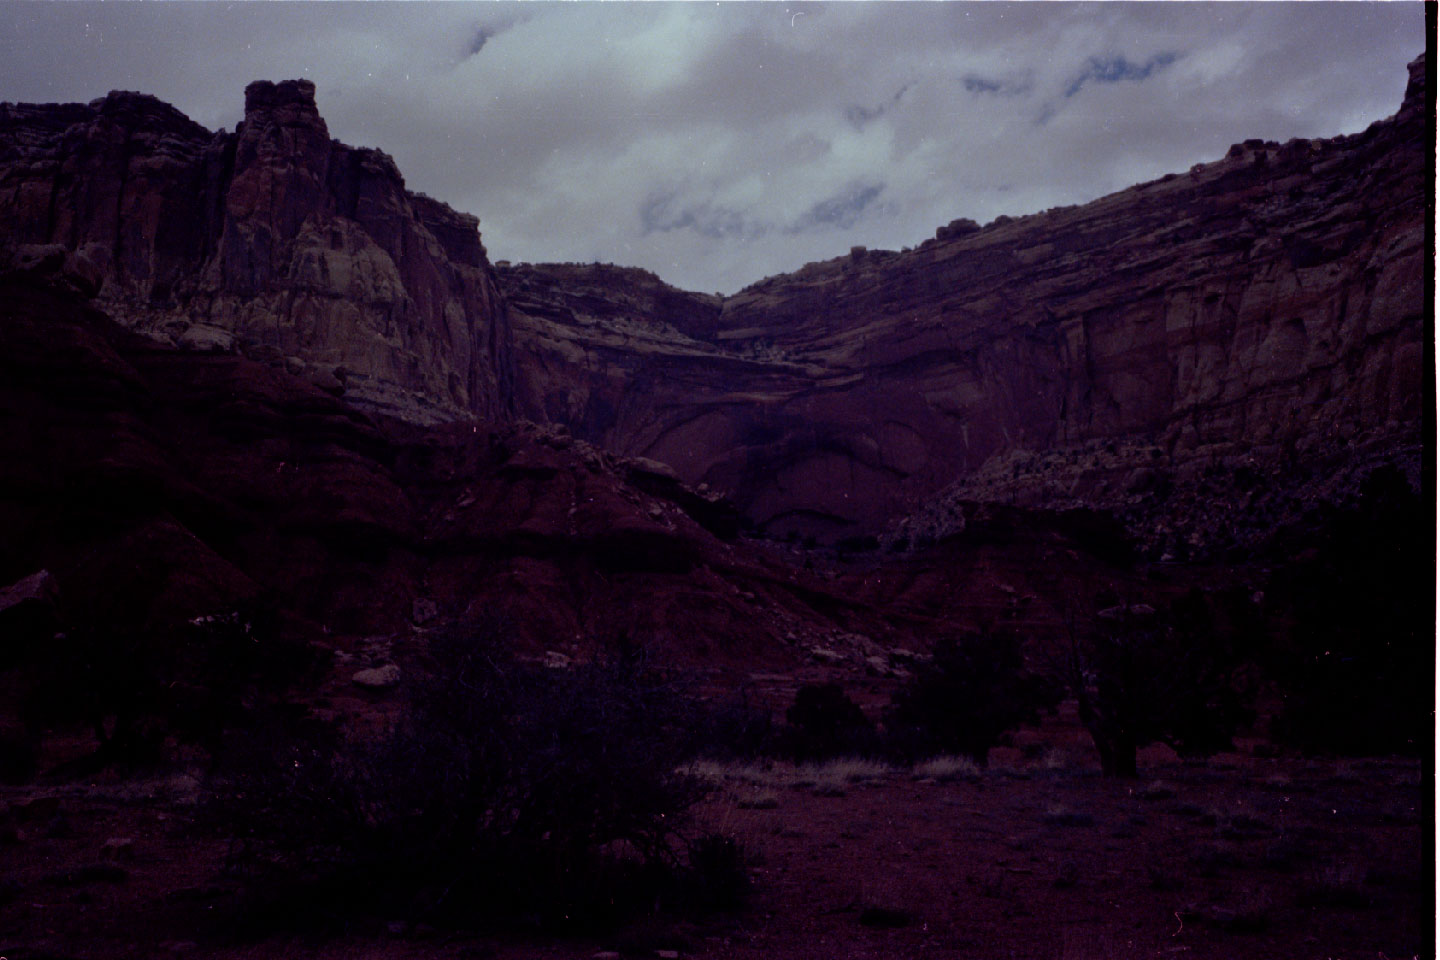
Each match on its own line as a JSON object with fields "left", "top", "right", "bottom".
{"left": 500, "top": 261, "right": 726, "bottom": 439}
{"left": 0, "top": 79, "right": 511, "bottom": 423}
{"left": 501, "top": 55, "right": 1428, "bottom": 544}
{"left": 1, "top": 59, "right": 1426, "bottom": 546}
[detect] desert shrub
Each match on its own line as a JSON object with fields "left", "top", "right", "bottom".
{"left": 20, "top": 595, "right": 317, "bottom": 769}
{"left": 1269, "top": 468, "right": 1429, "bottom": 756}
{"left": 212, "top": 623, "right": 704, "bottom": 932}
{"left": 21, "top": 621, "right": 167, "bottom": 768}
{"left": 168, "top": 601, "right": 323, "bottom": 750}
{"left": 781, "top": 683, "right": 877, "bottom": 760}
{"left": 884, "top": 630, "right": 1061, "bottom": 765}
{"left": 681, "top": 833, "right": 749, "bottom": 911}
{"left": 687, "top": 689, "right": 778, "bottom": 760}
{"left": 1054, "top": 591, "right": 1254, "bottom": 777}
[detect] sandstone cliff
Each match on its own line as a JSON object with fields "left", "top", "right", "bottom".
{"left": 0, "top": 79, "right": 511, "bottom": 423}
{"left": 502, "top": 54, "right": 1428, "bottom": 547}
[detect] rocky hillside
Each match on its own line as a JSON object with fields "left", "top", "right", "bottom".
{"left": 500, "top": 54, "right": 1429, "bottom": 544}
{"left": 0, "top": 79, "right": 511, "bottom": 424}
{"left": 1, "top": 270, "right": 978, "bottom": 685}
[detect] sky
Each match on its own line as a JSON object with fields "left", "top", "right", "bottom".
{"left": 0, "top": 2, "right": 1426, "bottom": 295}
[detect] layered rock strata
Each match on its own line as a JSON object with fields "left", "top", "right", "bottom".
{"left": 501, "top": 55, "right": 1429, "bottom": 543}
{"left": 0, "top": 79, "right": 510, "bottom": 423}
{"left": 0, "top": 58, "right": 1426, "bottom": 546}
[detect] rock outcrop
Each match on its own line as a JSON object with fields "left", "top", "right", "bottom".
{"left": 500, "top": 54, "right": 1429, "bottom": 546}
{"left": 0, "top": 79, "right": 511, "bottom": 423}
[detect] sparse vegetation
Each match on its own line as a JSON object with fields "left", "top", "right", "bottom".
{"left": 210, "top": 624, "right": 717, "bottom": 932}
{"left": 782, "top": 682, "right": 877, "bottom": 760}
{"left": 1050, "top": 591, "right": 1255, "bottom": 777}
{"left": 885, "top": 630, "right": 1061, "bottom": 765}
{"left": 911, "top": 755, "right": 982, "bottom": 782}
{"left": 1269, "top": 468, "right": 1429, "bottom": 757}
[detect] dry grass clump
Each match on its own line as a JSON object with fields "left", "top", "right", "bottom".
{"left": 911, "top": 755, "right": 981, "bottom": 782}
{"left": 681, "top": 759, "right": 773, "bottom": 787}
{"left": 1139, "top": 780, "right": 1175, "bottom": 800}
{"left": 792, "top": 758, "right": 890, "bottom": 796}
{"left": 1042, "top": 805, "right": 1095, "bottom": 828}
{"left": 682, "top": 758, "right": 892, "bottom": 797}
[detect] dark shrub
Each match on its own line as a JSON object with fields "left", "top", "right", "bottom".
{"left": 1056, "top": 591, "right": 1254, "bottom": 777}
{"left": 212, "top": 622, "right": 703, "bottom": 932}
{"left": 783, "top": 683, "right": 876, "bottom": 760}
{"left": 21, "top": 595, "right": 317, "bottom": 769}
{"left": 688, "top": 689, "right": 777, "bottom": 760}
{"left": 885, "top": 631, "right": 1060, "bottom": 765}
{"left": 1270, "top": 468, "right": 1429, "bottom": 756}
{"left": 21, "top": 622, "right": 166, "bottom": 768}
{"left": 682, "top": 833, "right": 749, "bottom": 911}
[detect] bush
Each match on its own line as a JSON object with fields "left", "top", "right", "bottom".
{"left": 21, "top": 596, "right": 319, "bottom": 769}
{"left": 885, "top": 631, "right": 1060, "bottom": 765}
{"left": 212, "top": 624, "right": 704, "bottom": 932}
{"left": 682, "top": 833, "right": 749, "bottom": 911}
{"left": 782, "top": 683, "right": 876, "bottom": 760}
{"left": 687, "top": 689, "right": 777, "bottom": 760}
{"left": 1056, "top": 591, "right": 1254, "bottom": 777}
{"left": 1270, "top": 468, "right": 1429, "bottom": 756}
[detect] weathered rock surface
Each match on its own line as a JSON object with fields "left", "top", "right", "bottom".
{"left": 0, "top": 79, "right": 511, "bottom": 424}
{"left": 0, "top": 278, "right": 925, "bottom": 680}
{"left": 501, "top": 54, "right": 1428, "bottom": 545}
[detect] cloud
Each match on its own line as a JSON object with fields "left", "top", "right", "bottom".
{"left": 844, "top": 83, "right": 912, "bottom": 129}
{"left": 1063, "top": 51, "right": 1180, "bottom": 98}
{"left": 786, "top": 182, "right": 886, "bottom": 234}
{"left": 961, "top": 72, "right": 1032, "bottom": 97}
{"left": 641, "top": 192, "right": 761, "bottom": 241}
{"left": 0, "top": 2, "right": 1425, "bottom": 294}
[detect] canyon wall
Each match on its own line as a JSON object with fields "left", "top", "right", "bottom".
{"left": 0, "top": 58, "right": 1427, "bottom": 546}
{"left": 0, "top": 79, "right": 511, "bottom": 423}
{"left": 501, "top": 55, "right": 1428, "bottom": 543}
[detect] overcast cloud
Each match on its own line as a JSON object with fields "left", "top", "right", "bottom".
{"left": 0, "top": 2, "right": 1424, "bottom": 294}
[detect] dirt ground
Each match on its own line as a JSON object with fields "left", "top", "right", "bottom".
{"left": 1, "top": 719, "right": 1427, "bottom": 960}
